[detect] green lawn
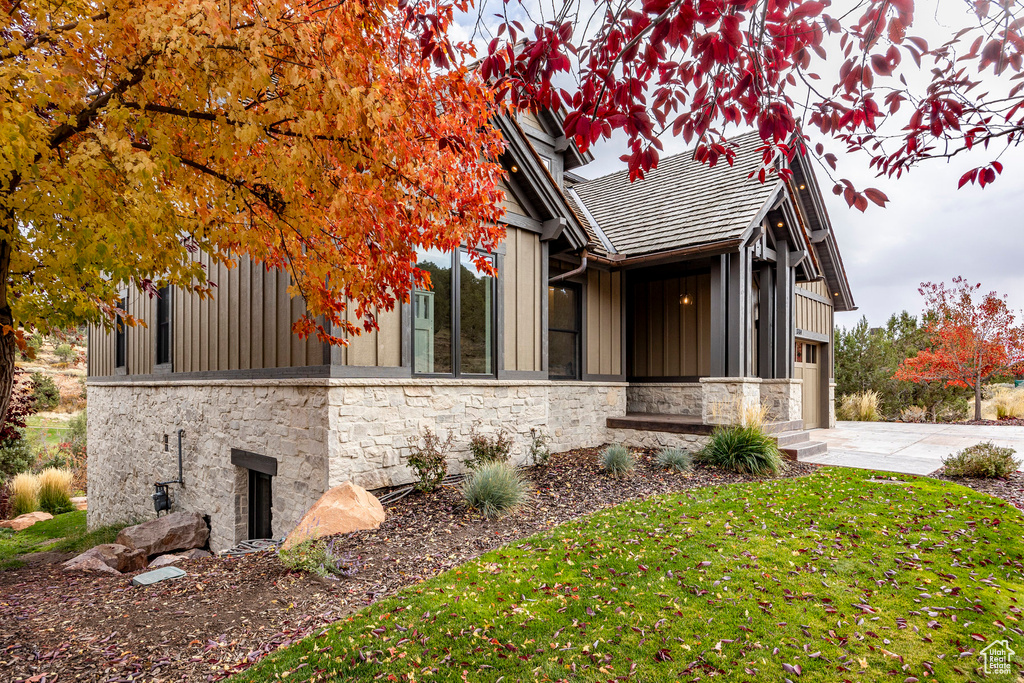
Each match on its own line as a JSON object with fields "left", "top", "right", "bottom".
{"left": 0, "top": 510, "right": 125, "bottom": 570}
{"left": 233, "top": 468, "right": 1024, "bottom": 682}
{"left": 25, "top": 413, "right": 72, "bottom": 449}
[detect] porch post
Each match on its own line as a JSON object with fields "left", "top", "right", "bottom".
{"left": 726, "top": 249, "right": 750, "bottom": 377}
{"left": 709, "top": 254, "right": 727, "bottom": 376}
{"left": 774, "top": 240, "right": 794, "bottom": 378}
{"left": 758, "top": 262, "right": 774, "bottom": 378}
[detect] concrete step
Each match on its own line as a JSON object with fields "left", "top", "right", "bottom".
{"left": 606, "top": 413, "right": 713, "bottom": 435}
{"left": 774, "top": 429, "right": 812, "bottom": 447}
{"left": 763, "top": 419, "right": 805, "bottom": 434}
{"left": 781, "top": 441, "right": 828, "bottom": 461}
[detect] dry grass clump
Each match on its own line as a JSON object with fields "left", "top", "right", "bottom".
{"left": 53, "top": 374, "right": 86, "bottom": 413}
{"left": 900, "top": 405, "right": 928, "bottom": 423}
{"left": 37, "top": 467, "right": 74, "bottom": 514}
{"left": 10, "top": 472, "right": 39, "bottom": 516}
{"left": 992, "top": 388, "right": 1024, "bottom": 420}
{"left": 837, "top": 391, "right": 881, "bottom": 421}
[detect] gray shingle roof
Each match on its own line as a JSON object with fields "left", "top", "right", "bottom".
{"left": 571, "top": 131, "right": 781, "bottom": 257}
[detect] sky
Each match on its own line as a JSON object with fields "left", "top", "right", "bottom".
{"left": 458, "top": 1, "right": 1024, "bottom": 330}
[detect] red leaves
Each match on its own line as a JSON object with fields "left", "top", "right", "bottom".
{"left": 958, "top": 162, "right": 1003, "bottom": 189}
{"left": 789, "top": 1, "right": 826, "bottom": 23}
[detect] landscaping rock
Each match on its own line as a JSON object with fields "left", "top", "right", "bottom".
{"left": 282, "top": 482, "right": 384, "bottom": 550}
{"left": 116, "top": 512, "right": 209, "bottom": 557}
{"left": 71, "top": 496, "right": 87, "bottom": 511}
{"left": 149, "top": 549, "right": 212, "bottom": 568}
{"left": 62, "top": 543, "right": 147, "bottom": 573}
{"left": 62, "top": 555, "right": 121, "bottom": 576}
{"left": 0, "top": 511, "right": 54, "bottom": 531}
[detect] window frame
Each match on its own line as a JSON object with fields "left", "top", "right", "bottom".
{"left": 411, "top": 248, "right": 497, "bottom": 379}
{"left": 154, "top": 285, "right": 173, "bottom": 371}
{"left": 547, "top": 282, "right": 582, "bottom": 380}
{"left": 114, "top": 297, "right": 127, "bottom": 371}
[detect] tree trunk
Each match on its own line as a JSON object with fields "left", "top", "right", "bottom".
{"left": 0, "top": 237, "right": 15, "bottom": 429}
{"left": 974, "top": 375, "right": 983, "bottom": 422}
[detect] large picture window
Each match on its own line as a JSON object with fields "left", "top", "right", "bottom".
{"left": 413, "top": 249, "right": 494, "bottom": 376}
{"left": 548, "top": 284, "right": 580, "bottom": 379}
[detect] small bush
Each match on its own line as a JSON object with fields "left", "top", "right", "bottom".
{"left": 37, "top": 467, "right": 74, "bottom": 514}
{"left": 528, "top": 429, "right": 551, "bottom": 468}
{"left": 600, "top": 444, "right": 634, "bottom": 477}
{"left": 0, "top": 434, "right": 33, "bottom": 482}
{"left": 461, "top": 461, "right": 528, "bottom": 519}
{"left": 942, "top": 442, "right": 1020, "bottom": 478}
{"left": 657, "top": 447, "right": 692, "bottom": 472}
{"left": 699, "top": 425, "right": 785, "bottom": 476}
{"left": 67, "top": 410, "right": 87, "bottom": 449}
{"left": 405, "top": 428, "right": 453, "bottom": 493}
{"left": 837, "top": 391, "right": 880, "bottom": 422}
{"left": 935, "top": 396, "right": 970, "bottom": 423}
{"left": 29, "top": 372, "right": 60, "bottom": 411}
{"left": 279, "top": 538, "right": 363, "bottom": 578}
{"left": 465, "top": 428, "right": 513, "bottom": 469}
{"left": 900, "top": 405, "right": 928, "bottom": 423}
{"left": 53, "top": 344, "right": 76, "bottom": 364}
{"left": 10, "top": 472, "right": 39, "bottom": 516}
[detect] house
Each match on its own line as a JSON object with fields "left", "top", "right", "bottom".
{"left": 86, "top": 113, "right": 854, "bottom": 550}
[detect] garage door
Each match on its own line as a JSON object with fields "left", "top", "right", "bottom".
{"left": 795, "top": 341, "right": 820, "bottom": 429}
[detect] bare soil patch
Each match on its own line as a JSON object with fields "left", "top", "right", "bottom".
{"left": 0, "top": 447, "right": 816, "bottom": 682}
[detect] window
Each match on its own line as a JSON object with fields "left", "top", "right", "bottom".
{"left": 115, "top": 298, "right": 126, "bottom": 369}
{"left": 548, "top": 284, "right": 580, "bottom": 379}
{"left": 413, "top": 249, "right": 495, "bottom": 376}
{"left": 795, "top": 341, "right": 803, "bottom": 363}
{"left": 156, "top": 286, "right": 172, "bottom": 366}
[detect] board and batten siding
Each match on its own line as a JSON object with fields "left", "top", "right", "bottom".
{"left": 89, "top": 255, "right": 325, "bottom": 377}
{"left": 586, "top": 269, "right": 622, "bottom": 377}
{"left": 795, "top": 279, "right": 833, "bottom": 338}
{"left": 630, "top": 274, "right": 712, "bottom": 378}
{"left": 503, "top": 227, "right": 544, "bottom": 373}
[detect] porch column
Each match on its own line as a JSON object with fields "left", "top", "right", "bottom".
{"left": 709, "top": 255, "right": 727, "bottom": 376}
{"left": 758, "top": 262, "right": 775, "bottom": 378}
{"left": 774, "top": 240, "right": 794, "bottom": 378}
{"left": 726, "top": 249, "right": 751, "bottom": 377}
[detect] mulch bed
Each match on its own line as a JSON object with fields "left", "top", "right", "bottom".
{"left": 961, "top": 418, "right": 1024, "bottom": 426}
{"left": 931, "top": 469, "right": 1024, "bottom": 511}
{"left": 0, "top": 448, "right": 816, "bottom": 682}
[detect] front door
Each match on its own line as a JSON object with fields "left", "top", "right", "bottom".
{"left": 248, "top": 470, "right": 273, "bottom": 540}
{"left": 795, "top": 341, "right": 820, "bottom": 429}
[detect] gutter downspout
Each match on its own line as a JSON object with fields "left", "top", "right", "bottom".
{"left": 549, "top": 249, "right": 588, "bottom": 283}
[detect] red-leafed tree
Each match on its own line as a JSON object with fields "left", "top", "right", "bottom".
{"left": 478, "top": 0, "right": 1024, "bottom": 206}
{"left": 894, "top": 278, "right": 1024, "bottom": 421}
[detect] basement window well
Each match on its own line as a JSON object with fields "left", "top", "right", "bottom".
{"left": 231, "top": 449, "right": 277, "bottom": 540}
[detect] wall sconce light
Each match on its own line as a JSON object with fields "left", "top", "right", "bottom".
{"left": 510, "top": 165, "right": 519, "bottom": 173}
{"left": 680, "top": 293, "right": 692, "bottom": 305}
{"left": 799, "top": 184, "right": 806, "bottom": 190}
{"left": 776, "top": 221, "right": 784, "bottom": 228}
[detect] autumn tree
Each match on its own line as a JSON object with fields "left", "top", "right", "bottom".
{"left": 894, "top": 278, "right": 1024, "bottom": 421}
{"left": 0, "top": 0, "right": 506, "bottom": 423}
{"left": 479, "top": 0, "right": 1024, "bottom": 201}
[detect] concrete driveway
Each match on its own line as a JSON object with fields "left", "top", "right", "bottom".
{"left": 805, "top": 421, "right": 1024, "bottom": 475}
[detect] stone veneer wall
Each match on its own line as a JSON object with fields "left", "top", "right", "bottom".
{"left": 759, "top": 379, "right": 802, "bottom": 423}
{"left": 88, "top": 379, "right": 626, "bottom": 550}
{"left": 828, "top": 382, "right": 837, "bottom": 428}
{"left": 625, "top": 384, "right": 703, "bottom": 416}
{"left": 700, "top": 377, "right": 763, "bottom": 425}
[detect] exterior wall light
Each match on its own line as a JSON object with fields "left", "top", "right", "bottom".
{"left": 776, "top": 221, "right": 784, "bottom": 228}
{"left": 510, "top": 165, "right": 519, "bottom": 173}
{"left": 680, "top": 293, "right": 692, "bottom": 305}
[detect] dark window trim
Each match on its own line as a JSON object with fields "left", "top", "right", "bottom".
{"left": 231, "top": 448, "right": 278, "bottom": 476}
{"left": 114, "top": 297, "right": 127, "bottom": 370}
{"left": 548, "top": 281, "right": 581, "bottom": 380}
{"left": 154, "top": 286, "right": 173, "bottom": 371}
{"left": 412, "top": 248, "right": 497, "bottom": 379}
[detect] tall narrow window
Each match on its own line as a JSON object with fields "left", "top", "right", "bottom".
{"left": 156, "top": 286, "right": 172, "bottom": 367}
{"left": 115, "top": 298, "right": 126, "bottom": 369}
{"left": 548, "top": 284, "right": 581, "bottom": 379}
{"left": 413, "top": 249, "right": 495, "bottom": 377}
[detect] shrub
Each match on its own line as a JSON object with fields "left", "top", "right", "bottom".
{"left": 29, "top": 372, "right": 60, "bottom": 411}
{"left": 837, "top": 391, "right": 880, "bottom": 422}
{"left": 461, "top": 461, "right": 527, "bottom": 519}
{"left": 935, "top": 396, "right": 970, "bottom": 423}
{"left": 405, "top": 428, "right": 453, "bottom": 493}
{"left": 67, "top": 410, "right": 87, "bottom": 449}
{"left": 600, "top": 444, "right": 634, "bottom": 477}
{"left": 942, "top": 442, "right": 1020, "bottom": 478}
{"left": 900, "top": 405, "right": 928, "bottom": 423}
{"left": 698, "top": 425, "right": 786, "bottom": 476}
{"left": 528, "top": 428, "right": 551, "bottom": 468}
{"left": 0, "top": 434, "right": 33, "bottom": 482}
{"left": 1, "top": 372, "right": 35, "bottom": 445}
{"left": 37, "top": 467, "right": 74, "bottom": 514}
{"left": 657, "top": 447, "right": 692, "bottom": 472}
{"left": 465, "top": 428, "right": 513, "bottom": 469}
{"left": 53, "top": 344, "right": 76, "bottom": 364}
{"left": 10, "top": 472, "right": 39, "bottom": 516}
{"left": 279, "top": 538, "right": 363, "bottom": 578}
{"left": 19, "top": 332, "right": 42, "bottom": 361}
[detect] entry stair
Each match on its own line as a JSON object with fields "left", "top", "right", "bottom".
{"left": 607, "top": 415, "right": 828, "bottom": 461}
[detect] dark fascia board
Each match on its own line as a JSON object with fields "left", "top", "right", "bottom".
{"left": 540, "top": 108, "right": 594, "bottom": 170}
{"left": 495, "top": 114, "right": 589, "bottom": 251}
{"left": 787, "top": 146, "right": 856, "bottom": 312}
{"left": 231, "top": 448, "right": 278, "bottom": 476}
